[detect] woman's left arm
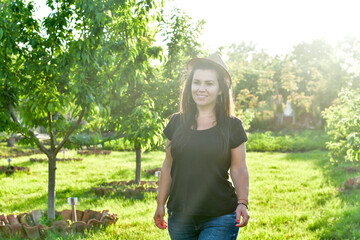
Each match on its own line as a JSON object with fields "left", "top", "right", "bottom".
{"left": 230, "top": 142, "right": 250, "bottom": 227}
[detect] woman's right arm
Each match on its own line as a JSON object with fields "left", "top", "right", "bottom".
{"left": 154, "top": 139, "right": 173, "bottom": 230}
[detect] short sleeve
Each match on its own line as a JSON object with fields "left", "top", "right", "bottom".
{"left": 230, "top": 117, "right": 248, "bottom": 148}
{"left": 163, "top": 113, "right": 181, "bottom": 140}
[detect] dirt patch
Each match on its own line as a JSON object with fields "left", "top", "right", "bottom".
{"left": 30, "top": 158, "right": 83, "bottom": 163}
{"left": 77, "top": 150, "right": 112, "bottom": 155}
{"left": 93, "top": 180, "right": 158, "bottom": 199}
{"left": 344, "top": 176, "right": 360, "bottom": 190}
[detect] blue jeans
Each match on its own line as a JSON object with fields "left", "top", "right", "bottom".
{"left": 167, "top": 210, "right": 239, "bottom": 240}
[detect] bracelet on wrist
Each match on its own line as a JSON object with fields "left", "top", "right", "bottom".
{"left": 238, "top": 202, "right": 248, "bottom": 210}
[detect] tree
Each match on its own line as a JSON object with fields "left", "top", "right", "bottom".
{"left": 290, "top": 39, "right": 350, "bottom": 125}
{"left": 158, "top": 7, "right": 205, "bottom": 117}
{"left": 337, "top": 35, "right": 360, "bottom": 89}
{"left": 225, "top": 43, "right": 275, "bottom": 127}
{"left": 0, "top": 0, "right": 162, "bottom": 219}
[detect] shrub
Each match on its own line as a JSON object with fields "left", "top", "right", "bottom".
{"left": 322, "top": 89, "right": 360, "bottom": 162}
{"left": 246, "top": 130, "right": 328, "bottom": 152}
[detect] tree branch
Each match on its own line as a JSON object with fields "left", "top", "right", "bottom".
{"left": 8, "top": 103, "right": 49, "bottom": 155}
{"left": 55, "top": 108, "right": 86, "bottom": 155}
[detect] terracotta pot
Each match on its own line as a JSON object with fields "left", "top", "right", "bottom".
{"left": 19, "top": 214, "right": 28, "bottom": 225}
{"left": 75, "top": 210, "right": 84, "bottom": 222}
{"left": 61, "top": 209, "right": 72, "bottom": 221}
{"left": 37, "top": 224, "right": 47, "bottom": 239}
{"left": 82, "top": 209, "right": 102, "bottom": 222}
{"left": 7, "top": 214, "right": 20, "bottom": 225}
{"left": 17, "top": 213, "right": 27, "bottom": 224}
{"left": 0, "top": 209, "right": 118, "bottom": 238}
{"left": 81, "top": 210, "right": 91, "bottom": 222}
{"left": 0, "top": 214, "right": 9, "bottom": 225}
{"left": 4, "top": 223, "right": 26, "bottom": 238}
{"left": 31, "top": 210, "right": 43, "bottom": 225}
{"left": 25, "top": 213, "right": 36, "bottom": 226}
{"left": 23, "top": 223, "right": 41, "bottom": 239}
{"left": 71, "top": 221, "right": 87, "bottom": 234}
{"left": 87, "top": 219, "right": 102, "bottom": 228}
{"left": 99, "top": 210, "right": 118, "bottom": 227}
{"left": 50, "top": 220, "right": 70, "bottom": 235}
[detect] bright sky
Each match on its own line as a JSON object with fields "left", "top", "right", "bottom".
{"left": 170, "top": 0, "right": 360, "bottom": 56}
{"left": 33, "top": 0, "right": 360, "bottom": 56}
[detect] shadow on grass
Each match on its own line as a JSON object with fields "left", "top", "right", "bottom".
{"left": 4, "top": 186, "right": 102, "bottom": 213}
{"left": 283, "top": 150, "right": 360, "bottom": 239}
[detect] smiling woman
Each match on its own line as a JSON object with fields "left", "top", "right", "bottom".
{"left": 154, "top": 54, "right": 250, "bottom": 240}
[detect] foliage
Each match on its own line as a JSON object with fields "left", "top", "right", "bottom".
{"left": 322, "top": 89, "right": 360, "bottom": 162}
{"left": 156, "top": 7, "right": 206, "bottom": 117}
{"left": 246, "top": 130, "right": 329, "bottom": 152}
{"left": 122, "top": 97, "right": 165, "bottom": 151}
{"left": 103, "top": 138, "right": 134, "bottom": 151}
{"left": 0, "top": 0, "right": 164, "bottom": 219}
{"left": 1, "top": 145, "right": 359, "bottom": 239}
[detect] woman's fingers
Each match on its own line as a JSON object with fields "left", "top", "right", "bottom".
{"left": 235, "top": 215, "right": 249, "bottom": 227}
{"left": 155, "top": 218, "right": 168, "bottom": 229}
{"left": 235, "top": 206, "right": 250, "bottom": 227}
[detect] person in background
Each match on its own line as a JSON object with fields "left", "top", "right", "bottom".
{"left": 154, "top": 54, "right": 250, "bottom": 240}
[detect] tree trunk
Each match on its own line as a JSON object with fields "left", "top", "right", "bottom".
{"left": 135, "top": 143, "right": 141, "bottom": 185}
{"left": 48, "top": 153, "right": 56, "bottom": 220}
{"left": 7, "top": 136, "right": 15, "bottom": 147}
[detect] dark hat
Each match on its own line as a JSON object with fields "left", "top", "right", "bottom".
{"left": 187, "top": 53, "right": 232, "bottom": 87}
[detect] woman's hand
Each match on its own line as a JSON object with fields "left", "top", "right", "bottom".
{"left": 154, "top": 205, "right": 168, "bottom": 230}
{"left": 235, "top": 204, "right": 250, "bottom": 227}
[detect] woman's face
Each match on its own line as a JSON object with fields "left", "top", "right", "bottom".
{"left": 191, "top": 69, "right": 222, "bottom": 109}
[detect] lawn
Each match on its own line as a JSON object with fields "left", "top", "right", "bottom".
{"left": 0, "top": 143, "right": 359, "bottom": 239}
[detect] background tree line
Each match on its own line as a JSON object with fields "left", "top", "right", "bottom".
{"left": 224, "top": 37, "right": 359, "bottom": 131}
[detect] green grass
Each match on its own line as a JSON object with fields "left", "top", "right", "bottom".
{"left": 1, "top": 143, "right": 360, "bottom": 239}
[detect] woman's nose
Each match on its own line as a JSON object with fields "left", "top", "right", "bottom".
{"left": 198, "top": 84, "right": 206, "bottom": 91}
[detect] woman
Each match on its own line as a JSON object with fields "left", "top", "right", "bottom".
{"left": 154, "top": 54, "right": 250, "bottom": 239}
